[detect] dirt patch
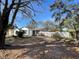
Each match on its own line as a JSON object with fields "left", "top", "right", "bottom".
{"left": 1, "top": 36, "right": 79, "bottom": 59}
{"left": 0, "top": 45, "right": 79, "bottom": 59}
{"left": 5, "top": 36, "right": 45, "bottom": 45}
{"left": 0, "top": 49, "right": 38, "bottom": 59}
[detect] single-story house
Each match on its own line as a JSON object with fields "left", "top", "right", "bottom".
{"left": 13, "top": 27, "right": 46, "bottom": 37}
{"left": 32, "top": 28, "right": 46, "bottom": 36}
{"left": 21, "top": 28, "right": 32, "bottom": 37}
{"left": 6, "top": 27, "right": 14, "bottom": 37}
{"left": 13, "top": 28, "right": 20, "bottom": 36}
{"left": 38, "top": 31, "right": 72, "bottom": 38}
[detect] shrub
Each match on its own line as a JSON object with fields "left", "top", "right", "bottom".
{"left": 17, "top": 30, "right": 24, "bottom": 38}
{"left": 64, "top": 38, "right": 75, "bottom": 45}
{"left": 52, "top": 33, "right": 63, "bottom": 41}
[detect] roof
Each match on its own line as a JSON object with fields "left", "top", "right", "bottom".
{"left": 32, "top": 28, "right": 46, "bottom": 31}
{"left": 68, "top": 28, "right": 79, "bottom": 32}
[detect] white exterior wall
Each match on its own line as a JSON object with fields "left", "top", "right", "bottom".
{"left": 13, "top": 28, "right": 33, "bottom": 37}
{"left": 13, "top": 29, "right": 19, "bottom": 36}
{"left": 6, "top": 29, "right": 14, "bottom": 37}
{"left": 22, "top": 28, "right": 32, "bottom": 37}
{"left": 29, "top": 29, "right": 33, "bottom": 36}
{"left": 39, "top": 31, "right": 72, "bottom": 38}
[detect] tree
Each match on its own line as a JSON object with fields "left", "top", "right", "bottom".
{"left": 27, "top": 19, "right": 38, "bottom": 29}
{"left": 50, "top": 0, "right": 79, "bottom": 40}
{"left": 0, "top": 0, "right": 43, "bottom": 49}
{"left": 41, "top": 20, "right": 56, "bottom": 31}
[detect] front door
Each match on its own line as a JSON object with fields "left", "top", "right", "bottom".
{"left": 32, "top": 30, "right": 36, "bottom": 36}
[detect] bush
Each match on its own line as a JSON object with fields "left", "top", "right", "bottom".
{"left": 38, "top": 33, "right": 45, "bottom": 36}
{"left": 64, "top": 38, "right": 75, "bottom": 45}
{"left": 17, "top": 30, "right": 24, "bottom": 38}
{"left": 52, "top": 33, "right": 63, "bottom": 41}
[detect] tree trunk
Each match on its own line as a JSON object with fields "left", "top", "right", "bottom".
{"left": 0, "top": 30, "right": 5, "bottom": 49}
{"left": 76, "top": 31, "right": 79, "bottom": 41}
{"left": 0, "top": 19, "right": 6, "bottom": 49}
{"left": 0, "top": 11, "right": 6, "bottom": 49}
{"left": 0, "top": 14, "right": 8, "bottom": 49}
{"left": 10, "top": 6, "right": 19, "bottom": 26}
{"left": 0, "top": 0, "right": 16, "bottom": 49}
{"left": 10, "top": 0, "right": 21, "bottom": 26}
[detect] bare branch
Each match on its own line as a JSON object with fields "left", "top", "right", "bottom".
{"left": 19, "top": 9, "right": 32, "bottom": 18}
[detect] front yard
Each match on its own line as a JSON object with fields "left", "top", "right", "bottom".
{"left": 0, "top": 36, "right": 79, "bottom": 59}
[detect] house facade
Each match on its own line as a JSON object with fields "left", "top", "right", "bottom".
{"left": 6, "top": 28, "right": 14, "bottom": 37}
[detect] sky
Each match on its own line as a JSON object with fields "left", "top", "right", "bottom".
{"left": 14, "top": 0, "right": 54, "bottom": 28}
{"left": 15, "top": 0, "right": 79, "bottom": 28}
{"left": 1, "top": 0, "right": 79, "bottom": 28}
{"left": 1, "top": 0, "right": 53, "bottom": 28}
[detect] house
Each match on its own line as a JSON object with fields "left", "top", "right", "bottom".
{"left": 6, "top": 27, "right": 46, "bottom": 37}
{"left": 6, "top": 25, "right": 18, "bottom": 37}
{"left": 13, "top": 28, "right": 20, "bottom": 37}
{"left": 21, "top": 28, "right": 32, "bottom": 37}
{"left": 6, "top": 27, "right": 14, "bottom": 37}
{"left": 13, "top": 27, "right": 33, "bottom": 37}
{"left": 21, "top": 27, "right": 46, "bottom": 36}
{"left": 32, "top": 28, "right": 46, "bottom": 36}
{"left": 38, "top": 31, "right": 72, "bottom": 38}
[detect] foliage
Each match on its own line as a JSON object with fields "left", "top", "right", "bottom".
{"left": 1, "top": 0, "right": 43, "bottom": 26}
{"left": 17, "top": 30, "right": 25, "bottom": 38}
{"left": 50, "top": 0, "right": 79, "bottom": 27}
{"left": 50, "top": 0, "right": 79, "bottom": 40}
{"left": 0, "top": 0, "right": 44, "bottom": 48}
{"left": 64, "top": 38, "right": 77, "bottom": 46}
{"left": 27, "top": 19, "right": 38, "bottom": 29}
{"left": 41, "top": 20, "right": 57, "bottom": 31}
{"left": 52, "top": 33, "right": 63, "bottom": 41}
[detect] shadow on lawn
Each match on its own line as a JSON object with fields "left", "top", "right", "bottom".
{"left": 16, "top": 45, "right": 79, "bottom": 59}
{"left": 2, "top": 42, "right": 79, "bottom": 59}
